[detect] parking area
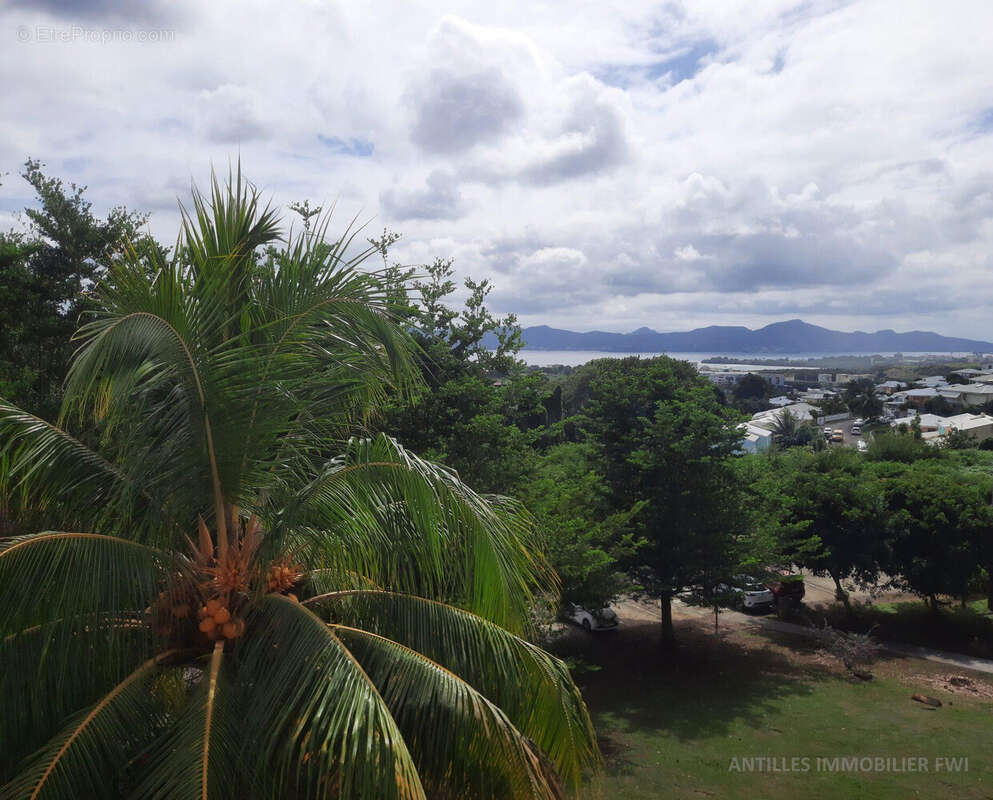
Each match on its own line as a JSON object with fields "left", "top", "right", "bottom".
{"left": 822, "top": 416, "right": 866, "bottom": 447}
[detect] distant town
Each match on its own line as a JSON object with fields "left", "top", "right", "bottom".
{"left": 701, "top": 356, "right": 993, "bottom": 452}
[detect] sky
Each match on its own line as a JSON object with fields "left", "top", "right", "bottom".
{"left": 2, "top": 0, "right": 992, "bottom": 339}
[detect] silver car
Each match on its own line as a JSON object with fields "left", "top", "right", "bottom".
{"left": 565, "top": 603, "right": 619, "bottom": 632}
{"left": 716, "top": 575, "right": 775, "bottom": 611}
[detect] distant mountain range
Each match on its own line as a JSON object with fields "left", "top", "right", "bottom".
{"left": 483, "top": 319, "right": 993, "bottom": 354}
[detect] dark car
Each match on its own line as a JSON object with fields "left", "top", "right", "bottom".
{"left": 767, "top": 575, "right": 805, "bottom": 607}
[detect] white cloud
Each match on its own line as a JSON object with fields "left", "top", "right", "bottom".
{"left": 2, "top": 0, "right": 993, "bottom": 338}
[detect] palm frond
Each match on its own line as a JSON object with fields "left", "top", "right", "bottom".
{"left": 0, "top": 614, "right": 152, "bottom": 772}
{"left": 333, "top": 624, "right": 560, "bottom": 799}
{"left": 0, "top": 401, "right": 169, "bottom": 539}
{"left": 0, "top": 532, "right": 165, "bottom": 635}
{"left": 0, "top": 653, "right": 169, "bottom": 800}
{"left": 279, "top": 434, "right": 552, "bottom": 633}
{"left": 305, "top": 590, "right": 601, "bottom": 791}
{"left": 234, "top": 595, "right": 426, "bottom": 800}
{"left": 129, "top": 643, "right": 242, "bottom": 800}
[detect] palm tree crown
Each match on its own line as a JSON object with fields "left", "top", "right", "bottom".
{"left": 0, "top": 169, "right": 599, "bottom": 799}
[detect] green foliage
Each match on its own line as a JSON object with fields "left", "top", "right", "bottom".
{"left": 866, "top": 428, "right": 936, "bottom": 462}
{"left": 515, "top": 443, "right": 635, "bottom": 610}
{"left": 0, "top": 170, "right": 597, "bottom": 798}
{"left": 0, "top": 160, "right": 156, "bottom": 418}
{"left": 377, "top": 255, "right": 535, "bottom": 494}
{"left": 582, "top": 357, "right": 748, "bottom": 640}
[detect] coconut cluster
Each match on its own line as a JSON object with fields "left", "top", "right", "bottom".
{"left": 265, "top": 562, "right": 299, "bottom": 593}
{"left": 197, "top": 598, "right": 245, "bottom": 640}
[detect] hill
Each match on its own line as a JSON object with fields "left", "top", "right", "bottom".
{"left": 484, "top": 320, "right": 993, "bottom": 353}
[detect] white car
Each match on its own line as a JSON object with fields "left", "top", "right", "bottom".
{"left": 565, "top": 604, "right": 619, "bottom": 632}
{"left": 857, "top": 439, "right": 869, "bottom": 452}
{"left": 716, "top": 576, "right": 775, "bottom": 611}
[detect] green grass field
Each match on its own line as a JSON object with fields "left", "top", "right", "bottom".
{"left": 558, "top": 621, "right": 993, "bottom": 800}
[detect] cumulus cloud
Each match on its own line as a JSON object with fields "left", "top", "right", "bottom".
{"left": 196, "top": 84, "right": 267, "bottom": 143}
{"left": 380, "top": 170, "right": 466, "bottom": 221}
{"left": 406, "top": 67, "right": 524, "bottom": 154}
{"left": 2, "top": 0, "right": 993, "bottom": 338}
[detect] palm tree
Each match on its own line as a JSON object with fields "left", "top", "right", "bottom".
{"left": 0, "top": 169, "right": 599, "bottom": 799}
{"left": 768, "top": 408, "right": 802, "bottom": 448}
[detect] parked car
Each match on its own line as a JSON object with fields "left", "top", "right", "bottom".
{"left": 766, "top": 575, "right": 805, "bottom": 607}
{"left": 715, "top": 575, "right": 775, "bottom": 612}
{"left": 564, "top": 603, "right": 619, "bottom": 632}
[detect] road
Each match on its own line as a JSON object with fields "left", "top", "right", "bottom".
{"left": 822, "top": 416, "right": 865, "bottom": 447}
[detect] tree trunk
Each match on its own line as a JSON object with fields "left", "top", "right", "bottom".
{"left": 660, "top": 591, "right": 676, "bottom": 650}
{"left": 830, "top": 571, "right": 851, "bottom": 612}
{"left": 987, "top": 586, "right": 993, "bottom": 613}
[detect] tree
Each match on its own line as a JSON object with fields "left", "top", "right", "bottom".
{"left": 378, "top": 255, "right": 536, "bottom": 494}
{"left": 733, "top": 373, "right": 771, "bottom": 400}
{"left": 843, "top": 379, "right": 882, "bottom": 420}
{"left": 766, "top": 409, "right": 819, "bottom": 449}
{"left": 923, "top": 395, "right": 954, "bottom": 415}
{"left": 880, "top": 463, "right": 992, "bottom": 609}
{"left": 779, "top": 449, "right": 886, "bottom": 609}
{"left": 0, "top": 160, "right": 156, "bottom": 419}
{"left": 0, "top": 171, "right": 598, "bottom": 798}
{"left": 515, "top": 443, "right": 636, "bottom": 612}
{"left": 583, "top": 357, "right": 746, "bottom": 648}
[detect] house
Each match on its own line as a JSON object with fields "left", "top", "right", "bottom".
{"left": 705, "top": 372, "right": 747, "bottom": 387}
{"left": 939, "top": 413, "right": 993, "bottom": 443}
{"left": 796, "top": 388, "right": 837, "bottom": 402}
{"left": 889, "top": 413, "right": 946, "bottom": 432}
{"left": 876, "top": 380, "right": 906, "bottom": 395}
{"left": 919, "top": 376, "right": 949, "bottom": 388}
{"left": 738, "top": 422, "right": 774, "bottom": 453}
{"left": 890, "top": 387, "right": 941, "bottom": 408}
{"left": 768, "top": 395, "right": 794, "bottom": 407}
{"left": 940, "top": 383, "right": 993, "bottom": 408}
{"left": 750, "top": 403, "right": 822, "bottom": 431}
{"left": 817, "top": 373, "right": 834, "bottom": 385}
{"left": 835, "top": 373, "right": 873, "bottom": 384}
{"left": 890, "top": 412, "right": 993, "bottom": 445}
{"left": 970, "top": 373, "right": 993, "bottom": 385}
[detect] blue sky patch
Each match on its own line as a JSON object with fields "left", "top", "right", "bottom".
{"left": 318, "top": 135, "right": 374, "bottom": 157}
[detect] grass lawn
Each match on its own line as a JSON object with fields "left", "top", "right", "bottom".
{"left": 555, "top": 619, "right": 993, "bottom": 800}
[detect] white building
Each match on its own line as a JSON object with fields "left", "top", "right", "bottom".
{"left": 738, "top": 422, "right": 774, "bottom": 453}
{"left": 750, "top": 403, "right": 822, "bottom": 431}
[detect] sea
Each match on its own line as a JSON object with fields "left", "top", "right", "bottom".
{"left": 513, "top": 350, "right": 972, "bottom": 369}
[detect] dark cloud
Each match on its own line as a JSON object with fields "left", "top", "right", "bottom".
{"left": 10, "top": 0, "right": 180, "bottom": 23}
{"left": 407, "top": 66, "right": 524, "bottom": 154}
{"left": 522, "top": 97, "right": 628, "bottom": 184}
{"left": 198, "top": 86, "right": 266, "bottom": 143}
{"left": 380, "top": 170, "right": 466, "bottom": 221}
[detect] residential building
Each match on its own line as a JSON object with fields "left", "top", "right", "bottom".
{"left": 750, "top": 402, "right": 822, "bottom": 430}
{"left": 939, "top": 383, "right": 993, "bottom": 408}
{"left": 738, "top": 422, "right": 774, "bottom": 453}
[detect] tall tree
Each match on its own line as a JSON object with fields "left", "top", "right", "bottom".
{"left": 584, "top": 357, "right": 746, "bottom": 648}
{"left": 0, "top": 160, "right": 155, "bottom": 418}
{"left": 0, "top": 170, "right": 598, "bottom": 798}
